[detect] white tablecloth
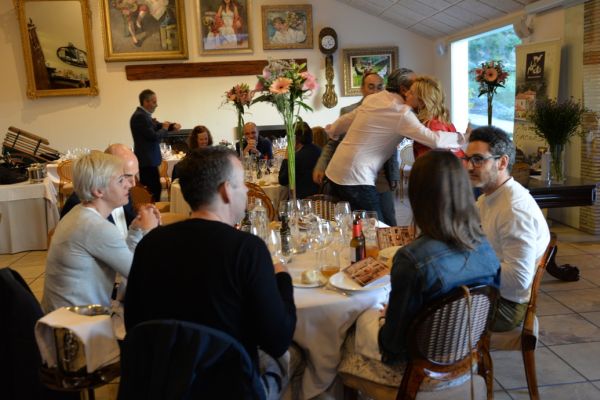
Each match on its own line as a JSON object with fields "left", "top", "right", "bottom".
{"left": 0, "top": 177, "right": 60, "bottom": 254}
{"left": 170, "top": 175, "right": 287, "bottom": 216}
{"left": 164, "top": 157, "right": 180, "bottom": 178}
{"left": 286, "top": 252, "right": 388, "bottom": 398}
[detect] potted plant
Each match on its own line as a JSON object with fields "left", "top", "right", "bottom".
{"left": 528, "top": 97, "right": 587, "bottom": 183}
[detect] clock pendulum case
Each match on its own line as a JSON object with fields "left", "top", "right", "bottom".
{"left": 319, "top": 27, "right": 338, "bottom": 108}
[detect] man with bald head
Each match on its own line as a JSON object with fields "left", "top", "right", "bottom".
{"left": 235, "top": 122, "right": 274, "bottom": 159}
{"left": 60, "top": 143, "right": 138, "bottom": 231}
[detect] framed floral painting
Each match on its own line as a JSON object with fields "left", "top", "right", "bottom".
{"left": 261, "top": 4, "right": 313, "bottom": 50}
{"left": 197, "top": 0, "right": 252, "bottom": 54}
{"left": 100, "top": 0, "right": 188, "bottom": 62}
{"left": 342, "top": 47, "right": 398, "bottom": 96}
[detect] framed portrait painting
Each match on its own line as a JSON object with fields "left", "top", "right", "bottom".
{"left": 197, "top": 0, "right": 252, "bottom": 54}
{"left": 342, "top": 47, "right": 398, "bottom": 96}
{"left": 100, "top": 0, "right": 188, "bottom": 62}
{"left": 261, "top": 4, "right": 313, "bottom": 50}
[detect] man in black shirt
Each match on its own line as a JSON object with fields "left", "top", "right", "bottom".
{"left": 125, "top": 147, "right": 296, "bottom": 399}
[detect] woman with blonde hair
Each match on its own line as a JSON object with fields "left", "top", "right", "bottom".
{"left": 405, "top": 75, "right": 465, "bottom": 159}
{"left": 42, "top": 152, "right": 160, "bottom": 313}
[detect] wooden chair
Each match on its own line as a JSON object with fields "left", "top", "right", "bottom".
{"left": 340, "top": 285, "right": 499, "bottom": 400}
{"left": 247, "top": 188, "right": 276, "bottom": 221}
{"left": 57, "top": 159, "right": 74, "bottom": 209}
{"left": 159, "top": 160, "right": 172, "bottom": 201}
{"left": 376, "top": 226, "right": 416, "bottom": 249}
{"left": 159, "top": 212, "right": 188, "bottom": 226}
{"left": 305, "top": 194, "right": 339, "bottom": 221}
{"left": 490, "top": 234, "right": 557, "bottom": 400}
{"left": 130, "top": 184, "right": 170, "bottom": 213}
{"left": 245, "top": 181, "right": 266, "bottom": 194}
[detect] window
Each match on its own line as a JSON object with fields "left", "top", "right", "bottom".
{"left": 451, "top": 25, "right": 521, "bottom": 135}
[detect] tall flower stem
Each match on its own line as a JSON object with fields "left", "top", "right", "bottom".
{"left": 487, "top": 92, "right": 493, "bottom": 126}
{"left": 236, "top": 111, "right": 244, "bottom": 158}
{"left": 284, "top": 101, "right": 297, "bottom": 201}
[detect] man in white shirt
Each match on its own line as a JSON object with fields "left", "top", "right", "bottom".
{"left": 324, "top": 68, "right": 465, "bottom": 217}
{"left": 465, "top": 126, "right": 550, "bottom": 331}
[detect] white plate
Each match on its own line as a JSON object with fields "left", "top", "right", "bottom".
{"left": 293, "top": 277, "right": 327, "bottom": 288}
{"left": 329, "top": 271, "right": 390, "bottom": 292}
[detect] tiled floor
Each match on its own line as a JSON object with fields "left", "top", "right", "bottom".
{"left": 4, "top": 195, "right": 600, "bottom": 399}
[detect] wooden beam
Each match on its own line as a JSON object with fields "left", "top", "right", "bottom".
{"left": 125, "top": 59, "right": 307, "bottom": 81}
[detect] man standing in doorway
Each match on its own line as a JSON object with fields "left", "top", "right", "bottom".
{"left": 130, "top": 89, "right": 181, "bottom": 202}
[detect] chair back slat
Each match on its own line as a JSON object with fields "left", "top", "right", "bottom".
{"left": 305, "top": 194, "right": 339, "bottom": 221}
{"left": 525, "top": 234, "right": 557, "bottom": 327}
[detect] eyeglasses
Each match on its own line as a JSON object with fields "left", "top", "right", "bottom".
{"left": 461, "top": 155, "right": 501, "bottom": 168}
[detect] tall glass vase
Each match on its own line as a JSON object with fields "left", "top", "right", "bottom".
{"left": 487, "top": 93, "right": 493, "bottom": 126}
{"left": 236, "top": 112, "right": 244, "bottom": 158}
{"left": 549, "top": 143, "right": 565, "bottom": 184}
{"left": 284, "top": 117, "right": 296, "bottom": 201}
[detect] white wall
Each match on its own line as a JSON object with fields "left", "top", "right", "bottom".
{"left": 0, "top": 0, "right": 434, "bottom": 152}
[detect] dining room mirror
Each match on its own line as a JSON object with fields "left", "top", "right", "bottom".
{"left": 14, "top": 0, "right": 98, "bottom": 99}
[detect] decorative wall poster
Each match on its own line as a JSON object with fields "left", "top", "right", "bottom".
{"left": 514, "top": 39, "right": 562, "bottom": 155}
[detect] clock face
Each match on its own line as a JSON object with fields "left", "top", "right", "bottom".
{"left": 321, "top": 35, "right": 336, "bottom": 50}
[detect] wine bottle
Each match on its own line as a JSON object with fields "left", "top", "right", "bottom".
{"left": 240, "top": 209, "right": 252, "bottom": 233}
{"left": 350, "top": 215, "right": 366, "bottom": 263}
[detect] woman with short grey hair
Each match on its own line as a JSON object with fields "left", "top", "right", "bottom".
{"left": 42, "top": 152, "right": 160, "bottom": 313}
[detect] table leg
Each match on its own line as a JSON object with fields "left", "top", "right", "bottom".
{"left": 545, "top": 243, "right": 580, "bottom": 282}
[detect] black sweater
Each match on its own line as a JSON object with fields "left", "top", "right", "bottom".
{"left": 124, "top": 219, "right": 296, "bottom": 364}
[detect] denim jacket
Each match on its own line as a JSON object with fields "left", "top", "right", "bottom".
{"left": 378, "top": 235, "right": 500, "bottom": 365}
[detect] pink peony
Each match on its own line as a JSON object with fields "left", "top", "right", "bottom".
{"left": 269, "top": 77, "right": 292, "bottom": 94}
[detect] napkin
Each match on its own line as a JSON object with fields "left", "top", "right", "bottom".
{"left": 35, "top": 307, "right": 120, "bottom": 373}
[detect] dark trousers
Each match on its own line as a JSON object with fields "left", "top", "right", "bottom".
{"left": 378, "top": 190, "right": 397, "bottom": 227}
{"left": 139, "top": 165, "right": 161, "bottom": 202}
{"left": 329, "top": 180, "right": 383, "bottom": 221}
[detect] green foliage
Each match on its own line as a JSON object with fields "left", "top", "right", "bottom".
{"left": 528, "top": 98, "right": 587, "bottom": 146}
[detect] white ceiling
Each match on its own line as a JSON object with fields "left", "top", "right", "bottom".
{"left": 335, "top": 0, "right": 535, "bottom": 39}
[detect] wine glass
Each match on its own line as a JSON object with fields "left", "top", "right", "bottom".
{"left": 258, "top": 159, "right": 268, "bottom": 177}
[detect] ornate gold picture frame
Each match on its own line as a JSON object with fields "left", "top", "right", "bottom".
{"left": 100, "top": 0, "right": 188, "bottom": 62}
{"left": 261, "top": 4, "right": 313, "bottom": 50}
{"left": 342, "top": 47, "right": 398, "bottom": 96}
{"left": 197, "top": 0, "right": 252, "bottom": 55}
{"left": 15, "top": 0, "right": 99, "bottom": 99}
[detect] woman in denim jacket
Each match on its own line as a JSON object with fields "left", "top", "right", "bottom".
{"left": 339, "top": 150, "right": 500, "bottom": 386}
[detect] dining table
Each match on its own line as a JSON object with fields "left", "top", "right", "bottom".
{"left": 170, "top": 172, "right": 287, "bottom": 215}
{"left": 284, "top": 250, "right": 389, "bottom": 399}
{"left": 0, "top": 177, "right": 59, "bottom": 254}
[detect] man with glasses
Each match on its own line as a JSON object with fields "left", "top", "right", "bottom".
{"left": 465, "top": 126, "right": 550, "bottom": 332}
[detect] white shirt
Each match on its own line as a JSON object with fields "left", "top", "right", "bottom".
{"left": 325, "top": 90, "right": 464, "bottom": 186}
{"left": 477, "top": 178, "right": 550, "bottom": 304}
{"left": 111, "top": 206, "right": 128, "bottom": 238}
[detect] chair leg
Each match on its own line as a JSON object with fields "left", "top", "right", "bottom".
{"left": 522, "top": 348, "right": 539, "bottom": 400}
{"left": 397, "top": 363, "right": 423, "bottom": 400}
{"left": 478, "top": 350, "right": 494, "bottom": 400}
{"left": 343, "top": 384, "right": 358, "bottom": 400}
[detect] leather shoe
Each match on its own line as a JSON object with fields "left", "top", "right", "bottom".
{"left": 547, "top": 262, "right": 580, "bottom": 282}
